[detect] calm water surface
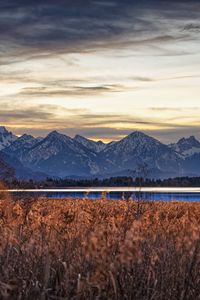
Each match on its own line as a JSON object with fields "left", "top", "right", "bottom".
{"left": 4, "top": 187, "right": 200, "bottom": 202}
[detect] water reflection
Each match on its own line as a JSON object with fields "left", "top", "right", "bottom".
{"left": 11, "top": 191, "right": 200, "bottom": 202}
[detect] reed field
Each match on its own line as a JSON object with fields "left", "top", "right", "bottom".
{"left": 0, "top": 185, "right": 200, "bottom": 299}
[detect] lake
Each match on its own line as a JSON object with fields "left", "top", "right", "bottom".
{"left": 3, "top": 187, "right": 200, "bottom": 202}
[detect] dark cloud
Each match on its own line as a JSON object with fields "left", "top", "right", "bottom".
{"left": 0, "top": 103, "right": 88, "bottom": 123}
{"left": 18, "top": 84, "right": 127, "bottom": 97}
{"left": 183, "top": 23, "right": 200, "bottom": 33}
{"left": 0, "top": 1, "right": 131, "bottom": 54}
{"left": 0, "top": 0, "right": 199, "bottom": 63}
{"left": 74, "top": 113, "right": 177, "bottom": 128}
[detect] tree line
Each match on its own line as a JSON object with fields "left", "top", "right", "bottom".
{"left": 5, "top": 176, "right": 200, "bottom": 188}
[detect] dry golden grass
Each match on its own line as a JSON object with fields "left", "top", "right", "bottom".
{"left": 0, "top": 192, "right": 200, "bottom": 299}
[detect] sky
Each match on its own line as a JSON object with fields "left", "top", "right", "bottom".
{"left": 0, "top": 0, "right": 200, "bottom": 143}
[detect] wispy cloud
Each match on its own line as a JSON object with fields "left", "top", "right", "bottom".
{"left": 0, "top": 0, "right": 200, "bottom": 142}
{"left": 18, "top": 84, "right": 128, "bottom": 98}
{"left": 150, "top": 107, "right": 200, "bottom": 112}
{"left": 1, "top": 102, "right": 200, "bottom": 142}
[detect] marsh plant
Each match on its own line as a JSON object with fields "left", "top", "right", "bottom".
{"left": 0, "top": 190, "right": 199, "bottom": 299}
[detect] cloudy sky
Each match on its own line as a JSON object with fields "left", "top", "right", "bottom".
{"left": 1, "top": 0, "right": 200, "bottom": 142}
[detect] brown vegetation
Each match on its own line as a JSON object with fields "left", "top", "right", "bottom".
{"left": 0, "top": 192, "right": 200, "bottom": 299}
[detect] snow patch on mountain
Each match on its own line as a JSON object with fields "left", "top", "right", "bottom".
{"left": 169, "top": 136, "right": 200, "bottom": 158}
{"left": 74, "top": 135, "right": 106, "bottom": 153}
{"left": 19, "top": 131, "right": 99, "bottom": 177}
{"left": 1, "top": 126, "right": 200, "bottom": 179}
{"left": 100, "top": 131, "right": 182, "bottom": 176}
{"left": 0, "top": 126, "right": 17, "bottom": 150}
{"left": 8, "top": 134, "right": 39, "bottom": 151}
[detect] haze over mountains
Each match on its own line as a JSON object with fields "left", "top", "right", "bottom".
{"left": 0, "top": 126, "right": 200, "bottom": 180}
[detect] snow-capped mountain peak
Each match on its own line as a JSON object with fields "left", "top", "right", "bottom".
{"left": 26, "top": 130, "right": 74, "bottom": 162}
{"left": 6, "top": 134, "right": 38, "bottom": 151}
{"left": 169, "top": 136, "right": 200, "bottom": 157}
{"left": 124, "top": 131, "right": 160, "bottom": 144}
{"left": 101, "top": 131, "right": 181, "bottom": 177}
{"left": 3, "top": 133, "right": 43, "bottom": 163}
{"left": 0, "top": 126, "right": 8, "bottom": 134}
{"left": 18, "top": 130, "right": 100, "bottom": 177}
{"left": 19, "top": 133, "right": 34, "bottom": 140}
{"left": 1, "top": 126, "right": 200, "bottom": 179}
{"left": 74, "top": 135, "right": 106, "bottom": 153}
{"left": 47, "top": 130, "right": 61, "bottom": 137}
{"left": 0, "top": 126, "right": 17, "bottom": 150}
{"left": 104, "top": 131, "right": 161, "bottom": 154}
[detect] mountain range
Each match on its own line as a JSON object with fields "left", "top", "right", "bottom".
{"left": 0, "top": 126, "right": 200, "bottom": 180}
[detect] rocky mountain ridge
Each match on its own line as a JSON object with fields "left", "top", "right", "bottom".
{"left": 1, "top": 126, "right": 200, "bottom": 179}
